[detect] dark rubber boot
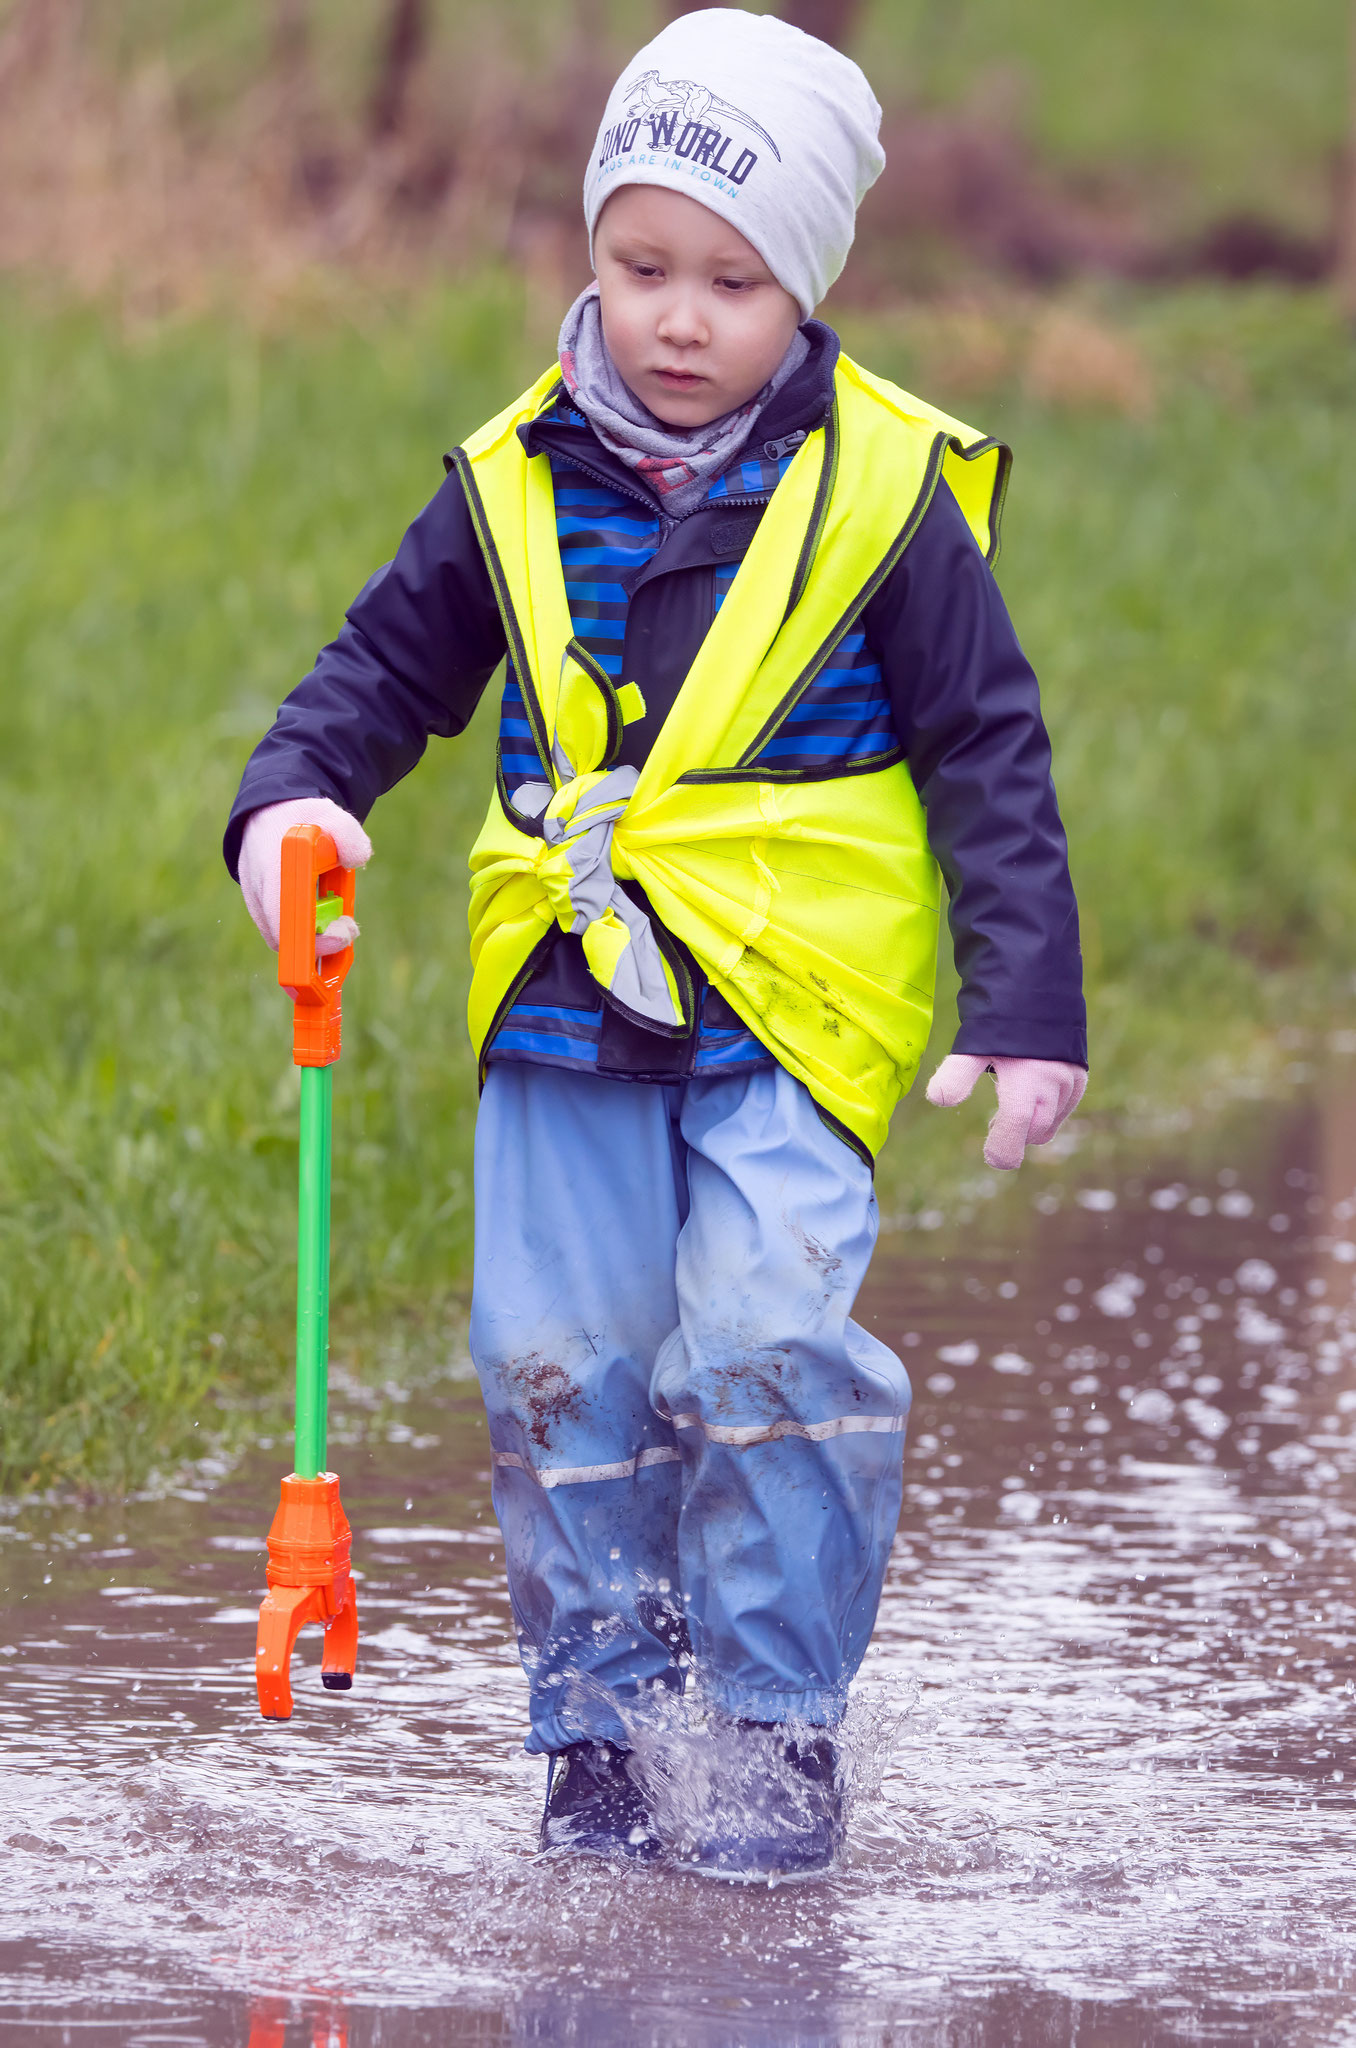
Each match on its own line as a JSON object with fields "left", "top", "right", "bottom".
{"left": 539, "top": 1740, "right": 663, "bottom": 1861}
{"left": 683, "top": 1722, "right": 844, "bottom": 1882}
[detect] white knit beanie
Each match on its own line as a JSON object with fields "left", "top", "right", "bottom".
{"left": 584, "top": 8, "right": 885, "bottom": 319}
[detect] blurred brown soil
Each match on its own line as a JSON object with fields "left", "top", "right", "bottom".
{"left": 0, "top": 0, "right": 1334, "bottom": 337}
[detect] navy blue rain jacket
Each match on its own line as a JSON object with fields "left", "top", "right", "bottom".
{"left": 224, "top": 324, "right": 1086, "bottom": 1071}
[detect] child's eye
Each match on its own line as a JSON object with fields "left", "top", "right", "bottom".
{"left": 716, "top": 277, "right": 756, "bottom": 294}
{"left": 628, "top": 262, "right": 663, "bottom": 280}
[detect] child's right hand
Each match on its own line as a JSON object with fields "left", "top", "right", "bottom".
{"left": 238, "top": 797, "right": 372, "bottom": 954}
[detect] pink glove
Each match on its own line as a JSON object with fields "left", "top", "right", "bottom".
{"left": 237, "top": 797, "right": 372, "bottom": 955}
{"left": 925, "top": 1053, "right": 1087, "bottom": 1170}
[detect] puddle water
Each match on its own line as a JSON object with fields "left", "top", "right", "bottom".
{"left": 3, "top": 1079, "right": 1356, "bottom": 2045}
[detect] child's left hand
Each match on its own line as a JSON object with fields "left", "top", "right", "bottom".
{"left": 926, "top": 1054, "right": 1086, "bottom": 1170}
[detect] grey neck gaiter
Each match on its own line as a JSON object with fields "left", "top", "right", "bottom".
{"left": 557, "top": 285, "right": 810, "bottom": 519}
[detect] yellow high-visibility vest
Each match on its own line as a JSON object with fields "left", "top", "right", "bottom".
{"left": 450, "top": 355, "right": 1009, "bottom": 1161}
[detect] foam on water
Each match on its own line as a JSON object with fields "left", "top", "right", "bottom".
{"left": 2, "top": 1080, "right": 1355, "bottom": 2045}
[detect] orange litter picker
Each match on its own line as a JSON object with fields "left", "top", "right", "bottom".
{"left": 254, "top": 824, "right": 360, "bottom": 1720}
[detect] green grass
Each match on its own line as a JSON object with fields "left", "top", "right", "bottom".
{"left": 2, "top": 275, "right": 1354, "bottom": 1494}
{"left": 0, "top": 281, "right": 525, "bottom": 1495}
{"left": 859, "top": 0, "right": 1349, "bottom": 233}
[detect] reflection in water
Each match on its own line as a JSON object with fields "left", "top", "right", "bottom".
{"left": 1, "top": 1077, "right": 1355, "bottom": 2045}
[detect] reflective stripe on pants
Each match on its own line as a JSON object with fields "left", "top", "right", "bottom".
{"left": 469, "top": 1061, "right": 910, "bottom": 1753}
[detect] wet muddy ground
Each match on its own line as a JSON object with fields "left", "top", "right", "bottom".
{"left": 3, "top": 1074, "right": 1355, "bottom": 2046}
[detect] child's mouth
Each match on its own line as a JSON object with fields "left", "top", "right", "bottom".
{"left": 654, "top": 369, "right": 704, "bottom": 390}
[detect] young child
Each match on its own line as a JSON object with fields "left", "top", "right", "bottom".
{"left": 226, "top": 9, "right": 1086, "bottom": 1879}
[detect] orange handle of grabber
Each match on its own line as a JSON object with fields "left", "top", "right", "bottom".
{"left": 278, "top": 824, "right": 356, "bottom": 1067}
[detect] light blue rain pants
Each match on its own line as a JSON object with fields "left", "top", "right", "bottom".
{"left": 469, "top": 1061, "right": 911, "bottom": 1755}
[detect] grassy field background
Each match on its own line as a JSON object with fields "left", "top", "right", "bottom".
{"left": 3, "top": 273, "right": 1353, "bottom": 1495}
{"left": 5, "top": 0, "right": 1346, "bottom": 320}
{"left": 81, "top": 0, "right": 1348, "bottom": 236}
{"left": 2, "top": 0, "right": 1354, "bottom": 1494}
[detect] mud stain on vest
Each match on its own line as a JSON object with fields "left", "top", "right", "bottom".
{"left": 807, "top": 972, "right": 842, "bottom": 1035}
{"left": 506, "top": 1354, "right": 583, "bottom": 1448}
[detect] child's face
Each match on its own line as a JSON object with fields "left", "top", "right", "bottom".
{"left": 593, "top": 186, "right": 802, "bottom": 427}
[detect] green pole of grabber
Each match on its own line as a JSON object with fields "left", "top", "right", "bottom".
{"left": 295, "top": 1061, "right": 332, "bottom": 1480}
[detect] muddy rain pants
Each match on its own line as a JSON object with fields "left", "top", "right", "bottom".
{"left": 469, "top": 1062, "right": 911, "bottom": 1754}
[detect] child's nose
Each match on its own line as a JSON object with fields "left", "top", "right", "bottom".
{"left": 656, "top": 291, "right": 708, "bottom": 348}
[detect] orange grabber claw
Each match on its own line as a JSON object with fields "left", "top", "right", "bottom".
{"left": 255, "top": 825, "right": 360, "bottom": 1720}
{"left": 256, "top": 1474, "right": 358, "bottom": 1720}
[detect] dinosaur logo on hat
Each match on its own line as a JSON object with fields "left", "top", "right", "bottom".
{"left": 597, "top": 70, "right": 783, "bottom": 192}
{"left": 622, "top": 71, "right": 782, "bottom": 162}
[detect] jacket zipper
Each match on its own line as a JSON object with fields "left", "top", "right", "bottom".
{"left": 531, "top": 397, "right": 829, "bottom": 524}
{"left": 536, "top": 443, "right": 777, "bottom": 529}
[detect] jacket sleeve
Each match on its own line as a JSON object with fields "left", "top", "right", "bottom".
{"left": 222, "top": 466, "right": 507, "bottom": 878}
{"left": 865, "top": 479, "right": 1087, "bottom": 1066}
